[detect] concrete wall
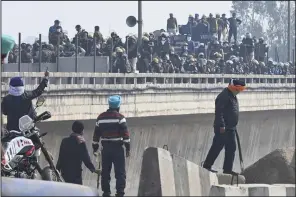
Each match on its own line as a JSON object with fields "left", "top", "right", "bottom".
{"left": 2, "top": 85, "right": 294, "bottom": 123}
{"left": 2, "top": 56, "right": 109, "bottom": 73}
{"left": 36, "top": 110, "right": 295, "bottom": 195}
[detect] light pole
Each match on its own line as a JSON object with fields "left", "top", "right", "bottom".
{"left": 137, "top": 1, "right": 143, "bottom": 51}
{"left": 287, "top": 0, "right": 291, "bottom": 62}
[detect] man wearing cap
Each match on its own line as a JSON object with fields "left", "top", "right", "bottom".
{"left": 1, "top": 74, "right": 49, "bottom": 131}
{"left": 202, "top": 79, "right": 246, "bottom": 175}
{"left": 92, "top": 95, "right": 130, "bottom": 197}
{"left": 57, "top": 121, "right": 98, "bottom": 185}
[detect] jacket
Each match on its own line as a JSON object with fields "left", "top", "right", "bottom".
{"left": 92, "top": 109, "right": 130, "bottom": 152}
{"left": 213, "top": 88, "right": 239, "bottom": 130}
{"left": 56, "top": 133, "right": 95, "bottom": 179}
{"left": 1, "top": 78, "right": 48, "bottom": 131}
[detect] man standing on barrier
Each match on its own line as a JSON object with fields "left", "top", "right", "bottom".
{"left": 202, "top": 79, "right": 246, "bottom": 175}
{"left": 92, "top": 95, "right": 130, "bottom": 197}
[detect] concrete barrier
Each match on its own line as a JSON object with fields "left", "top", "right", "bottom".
{"left": 1, "top": 177, "right": 100, "bottom": 196}
{"left": 216, "top": 173, "right": 246, "bottom": 185}
{"left": 274, "top": 184, "right": 296, "bottom": 196}
{"left": 210, "top": 184, "right": 295, "bottom": 196}
{"left": 138, "top": 147, "right": 220, "bottom": 196}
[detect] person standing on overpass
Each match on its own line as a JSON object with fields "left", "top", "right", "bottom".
{"left": 92, "top": 95, "right": 130, "bottom": 197}
{"left": 202, "top": 79, "right": 246, "bottom": 175}
{"left": 56, "top": 121, "right": 99, "bottom": 185}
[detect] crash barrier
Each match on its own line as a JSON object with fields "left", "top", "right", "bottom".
{"left": 1, "top": 177, "right": 100, "bottom": 196}
{"left": 138, "top": 147, "right": 245, "bottom": 196}
{"left": 2, "top": 56, "right": 109, "bottom": 73}
{"left": 209, "top": 184, "right": 295, "bottom": 196}
{"left": 1, "top": 72, "right": 295, "bottom": 86}
{"left": 4, "top": 33, "right": 109, "bottom": 73}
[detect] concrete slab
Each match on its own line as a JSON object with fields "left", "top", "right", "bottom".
{"left": 138, "top": 147, "right": 219, "bottom": 196}
{"left": 216, "top": 173, "right": 246, "bottom": 185}
{"left": 1, "top": 177, "right": 99, "bottom": 196}
{"left": 274, "top": 184, "right": 296, "bottom": 196}
{"left": 209, "top": 185, "right": 248, "bottom": 196}
{"left": 138, "top": 147, "right": 176, "bottom": 196}
{"left": 210, "top": 184, "right": 294, "bottom": 196}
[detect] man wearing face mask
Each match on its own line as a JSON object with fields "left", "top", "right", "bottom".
{"left": 202, "top": 79, "right": 246, "bottom": 175}
{"left": 157, "top": 32, "right": 170, "bottom": 59}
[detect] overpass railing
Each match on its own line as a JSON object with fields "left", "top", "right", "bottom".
{"left": 1, "top": 72, "right": 295, "bottom": 87}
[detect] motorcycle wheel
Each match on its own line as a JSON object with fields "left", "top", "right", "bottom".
{"left": 40, "top": 166, "right": 57, "bottom": 181}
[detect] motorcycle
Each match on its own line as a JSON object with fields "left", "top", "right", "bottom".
{"left": 1, "top": 96, "right": 64, "bottom": 182}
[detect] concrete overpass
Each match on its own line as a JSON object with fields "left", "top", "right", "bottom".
{"left": 1, "top": 72, "right": 295, "bottom": 195}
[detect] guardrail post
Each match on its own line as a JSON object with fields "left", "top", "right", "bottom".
{"left": 18, "top": 33, "right": 21, "bottom": 71}
{"left": 70, "top": 77, "right": 74, "bottom": 84}
{"left": 205, "top": 77, "right": 208, "bottom": 84}
{"left": 55, "top": 77, "right": 62, "bottom": 85}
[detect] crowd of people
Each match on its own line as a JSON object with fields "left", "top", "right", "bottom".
{"left": 7, "top": 13, "right": 295, "bottom": 75}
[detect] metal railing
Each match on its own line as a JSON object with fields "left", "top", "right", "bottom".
{"left": 1, "top": 72, "right": 295, "bottom": 87}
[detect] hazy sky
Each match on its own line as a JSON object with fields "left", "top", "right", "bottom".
{"left": 2, "top": 1, "right": 232, "bottom": 43}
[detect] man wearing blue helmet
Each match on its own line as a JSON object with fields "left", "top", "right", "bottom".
{"left": 92, "top": 95, "right": 130, "bottom": 197}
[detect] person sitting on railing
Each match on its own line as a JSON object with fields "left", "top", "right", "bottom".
{"left": 1, "top": 71, "right": 49, "bottom": 131}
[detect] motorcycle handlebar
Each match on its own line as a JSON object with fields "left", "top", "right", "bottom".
{"left": 34, "top": 111, "right": 51, "bottom": 123}
{"left": 39, "top": 132, "right": 48, "bottom": 138}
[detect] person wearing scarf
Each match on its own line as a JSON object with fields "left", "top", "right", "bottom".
{"left": 56, "top": 121, "right": 98, "bottom": 185}
{"left": 202, "top": 79, "right": 246, "bottom": 175}
{"left": 1, "top": 74, "right": 49, "bottom": 131}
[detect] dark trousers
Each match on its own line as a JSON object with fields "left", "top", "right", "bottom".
{"left": 62, "top": 173, "right": 83, "bottom": 185}
{"left": 203, "top": 129, "right": 236, "bottom": 172}
{"left": 228, "top": 29, "right": 237, "bottom": 43}
{"left": 101, "top": 143, "right": 126, "bottom": 196}
{"left": 217, "top": 30, "right": 222, "bottom": 42}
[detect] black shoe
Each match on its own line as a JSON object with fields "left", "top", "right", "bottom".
{"left": 202, "top": 164, "right": 218, "bottom": 173}
{"left": 115, "top": 193, "right": 124, "bottom": 197}
{"left": 223, "top": 170, "right": 239, "bottom": 175}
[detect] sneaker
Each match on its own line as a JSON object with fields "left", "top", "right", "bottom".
{"left": 223, "top": 170, "right": 239, "bottom": 175}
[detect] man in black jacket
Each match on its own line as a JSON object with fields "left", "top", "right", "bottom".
{"left": 1, "top": 71, "right": 49, "bottom": 131}
{"left": 202, "top": 79, "right": 246, "bottom": 175}
{"left": 92, "top": 95, "right": 130, "bottom": 197}
{"left": 56, "top": 121, "right": 98, "bottom": 185}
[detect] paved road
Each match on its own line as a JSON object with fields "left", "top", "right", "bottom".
{"left": 36, "top": 110, "right": 295, "bottom": 195}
